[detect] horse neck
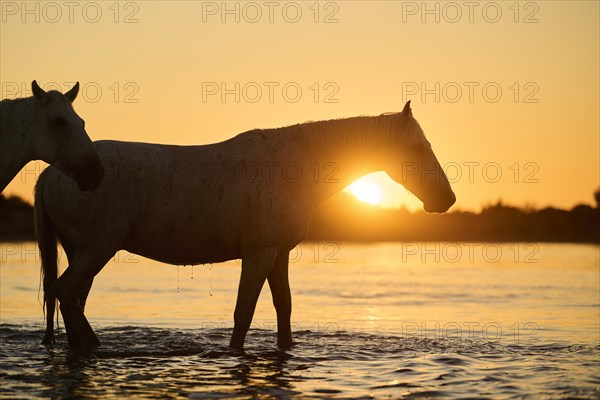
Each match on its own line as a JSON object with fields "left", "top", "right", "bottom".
{"left": 0, "top": 98, "right": 34, "bottom": 192}
{"left": 290, "top": 114, "right": 405, "bottom": 209}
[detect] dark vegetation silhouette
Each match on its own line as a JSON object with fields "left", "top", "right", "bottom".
{"left": 307, "top": 192, "right": 600, "bottom": 243}
{"left": 0, "top": 194, "right": 35, "bottom": 241}
{"left": 1, "top": 190, "right": 599, "bottom": 243}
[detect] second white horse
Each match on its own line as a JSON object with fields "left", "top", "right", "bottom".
{"left": 0, "top": 81, "right": 103, "bottom": 192}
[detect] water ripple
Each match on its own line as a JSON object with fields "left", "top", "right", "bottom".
{"left": 1, "top": 324, "right": 598, "bottom": 399}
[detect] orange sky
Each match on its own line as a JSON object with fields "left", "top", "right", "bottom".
{"left": 1, "top": 1, "right": 598, "bottom": 211}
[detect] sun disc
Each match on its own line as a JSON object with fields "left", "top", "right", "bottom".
{"left": 349, "top": 180, "right": 382, "bottom": 205}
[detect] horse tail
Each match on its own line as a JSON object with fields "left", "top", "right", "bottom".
{"left": 35, "top": 171, "right": 58, "bottom": 345}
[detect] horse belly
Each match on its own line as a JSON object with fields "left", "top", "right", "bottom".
{"left": 123, "top": 231, "right": 243, "bottom": 265}
{"left": 122, "top": 201, "right": 245, "bottom": 265}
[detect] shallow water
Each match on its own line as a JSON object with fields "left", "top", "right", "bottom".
{"left": 1, "top": 242, "right": 599, "bottom": 398}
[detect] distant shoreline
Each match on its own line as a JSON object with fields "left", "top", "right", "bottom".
{"left": 1, "top": 239, "right": 599, "bottom": 245}
{"left": 2, "top": 193, "right": 599, "bottom": 244}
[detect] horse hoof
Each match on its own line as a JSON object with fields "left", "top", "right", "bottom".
{"left": 41, "top": 336, "right": 55, "bottom": 345}
{"left": 277, "top": 341, "right": 293, "bottom": 351}
{"left": 81, "top": 337, "right": 101, "bottom": 349}
{"left": 228, "top": 339, "right": 245, "bottom": 352}
{"left": 66, "top": 335, "right": 100, "bottom": 349}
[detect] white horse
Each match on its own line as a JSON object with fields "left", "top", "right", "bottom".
{"left": 35, "top": 101, "right": 455, "bottom": 349}
{"left": 0, "top": 81, "right": 104, "bottom": 193}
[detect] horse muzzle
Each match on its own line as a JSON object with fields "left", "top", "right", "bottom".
{"left": 424, "top": 191, "right": 456, "bottom": 213}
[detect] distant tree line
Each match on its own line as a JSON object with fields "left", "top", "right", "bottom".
{"left": 1, "top": 190, "right": 599, "bottom": 243}
{"left": 0, "top": 194, "right": 35, "bottom": 241}
{"left": 307, "top": 189, "right": 600, "bottom": 243}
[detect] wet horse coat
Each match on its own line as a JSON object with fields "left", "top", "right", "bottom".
{"left": 0, "top": 81, "right": 104, "bottom": 192}
{"left": 36, "top": 102, "right": 455, "bottom": 349}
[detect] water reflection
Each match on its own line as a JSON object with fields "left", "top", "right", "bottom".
{"left": 1, "top": 243, "right": 598, "bottom": 398}
{"left": 1, "top": 324, "right": 598, "bottom": 398}
{"left": 41, "top": 349, "right": 95, "bottom": 398}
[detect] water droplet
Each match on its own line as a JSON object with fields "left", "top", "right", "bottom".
{"left": 177, "top": 265, "right": 180, "bottom": 317}
{"left": 209, "top": 265, "right": 213, "bottom": 296}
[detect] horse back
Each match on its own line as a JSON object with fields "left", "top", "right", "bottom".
{"left": 41, "top": 139, "right": 311, "bottom": 265}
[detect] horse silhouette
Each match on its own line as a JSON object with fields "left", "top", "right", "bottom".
{"left": 35, "top": 101, "right": 455, "bottom": 349}
{"left": 0, "top": 81, "right": 104, "bottom": 192}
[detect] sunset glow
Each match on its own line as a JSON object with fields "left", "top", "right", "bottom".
{"left": 347, "top": 178, "right": 382, "bottom": 205}
{"left": 0, "top": 2, "right": 599, "bottom": 398}
{"left": 1, "top": 2, "right": 598, "bottom": 211}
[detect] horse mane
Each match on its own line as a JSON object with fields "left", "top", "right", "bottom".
{"left": 1, "top": 91, "right": 66, "bottom": 108}
{"left": 0, "top": 95, "right": 37, "bottom": 116}
{"left": 236, "top": 112, "right": 421, "bottom": 155}
{"left": 288, "top": 112, "right": 420, "bottom": 151}
{"left": 0, "top": 97, "right": 25, "bottom": 109}
{"left": 0, "top": 98, "right": 27, "bottom": 136}
{"left": 298, "top": 114, "right": 402, "bottom": 149}
{"left": 1, "top": 92, "right": 74, "bottom": 136}
{"left": 0, "top": 96, "right": 32, "bottom": 106}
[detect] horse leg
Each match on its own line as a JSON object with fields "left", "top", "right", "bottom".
{"left": 229, "top": 246, "right": 278, "bottom": 350}
{"left": 54, "top": 253, "right": 109, "bottom": 348}
{"left": 78, "top": 278, "right": 94, "bottom": 311}
{"left": 42, "top": 296, "right": 56, "bottom": 345}
{"left": 43, "top": 238, "right": 75, "bottom": 345}
{"left": 267, "top": 251, "right": 292, "bottom": 350}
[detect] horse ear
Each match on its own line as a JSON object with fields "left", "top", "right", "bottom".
{"left": 402, "top": 100, "right": 412, "bottom": 116}
{"left": 32, "top": 80, "right": 47, "bottom": 100}
{"left": 65, "top": 82, "right": 80, "bottom": 103}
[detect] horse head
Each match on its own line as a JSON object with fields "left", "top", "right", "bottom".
{"left": 388, "top": 101, "right": 455, "bottom": 213}
{"left": 30, "top": 80, "right": 104, "bottom": 191}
